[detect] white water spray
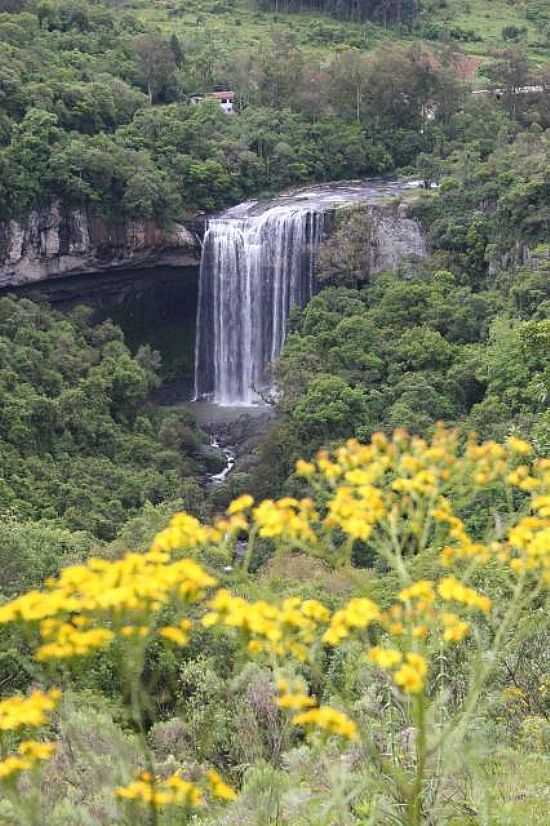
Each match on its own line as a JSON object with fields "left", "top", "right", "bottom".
{"left": 194, "top": 206, "right": 323, "bottom": 405}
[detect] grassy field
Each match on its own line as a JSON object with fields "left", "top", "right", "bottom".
{"left": 133, "top": 0, "right": 550, "bottom": 81}
{"left": 137, "top": 0, "right": 387, "bottom": 61}
{"left": 432, "top": 0, "right": 550, "bottom": 62}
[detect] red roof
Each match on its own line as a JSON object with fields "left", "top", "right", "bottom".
{"left": 209, "top": 91, "right": 235, "bottom": 100}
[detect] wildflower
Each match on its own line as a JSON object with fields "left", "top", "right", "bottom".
{"left": 253, "top": 499, "right": 317, "bottom": 543}
{"left": 18, "top": 741, "right": 56, "bottom": 761}
{"left": 506, "top": 436, "right": 533, "bottom": 456}
{"left": 399, "top": 580, "right": 435, "bottom": 604}
{"left": 0, "top": 740, "right": 56, "bottom": 781}
{"left": 324, "top": 485, "right": 385, "bottom": 541}
{"left": 394, "top": 665, "right": 424, "bottom": 694}
{"left": 206, "top": 769, "right": 238, "bottom": 801}
{"left": 323, "top": 598, "right": 380, "bottom": 645}
{"left": 437, "top": 576, "right": 491, "bottom": 614}
{"left": 202, "top": 590, "right": 329, "bottom": 661}
{"left": 0, "top": 756, "right": 31, "bottom": 780}
{"left": 440, "top": 612, "right": 470, "bottom": 643}
{"left": 368, "top": 646, "right": 402, "bottom": 669}
{"left": 150, "top": 512, "right": 212, "bottom": 553}
{"left": 227, "top": 495, "right": 254, "bottom": 515}
{"left": 36, "top": 627, "right": 115, "bottom": 660}
{"left": 159, "top": 619, "right": 192, "bottom": 647}
{"left": 116, "top": 772, "right": 203, "bottom": 808}
{"left": 296, "top": 459, "right": 315, "bottom": 478}
{"left": 276, "top": 689, "right": 316, "bottom": 710}
{"left": 292, "top": 706, "right": 358, "bottom": 741}
{"left": 394, "top": 653, "right": 428, "bottom": 694}
{"left": 0, "top": 690, "right": 61, "bottom": 731}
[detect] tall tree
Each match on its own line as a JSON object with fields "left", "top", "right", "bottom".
{"left": 133, "top": 34, "right": 176, "bottom": 104}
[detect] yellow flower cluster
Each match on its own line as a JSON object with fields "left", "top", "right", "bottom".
{"left": 323, "top": 598, "right": 381, "bottom": 645}
{"left": 37, "top": 622, "right": 114, "bottom": 661}
{"left": 150, "top": 513, "right": 214, "bottom": 553}
{"left": 0, "top": 689, "right": 61, "bottom": 731}
{"left": 506, "top": 466, "right": 550, "bottom": 580}
{"left": 203, "top": 590, "right": 330, "bottom": 661}
{"left": 432, "top": 498, "right": 491, "bottom": 566}
{"left": 293, "top": 428, "right": 550, "bottom": 589}
{"left": 394, "top": 653, "right": 429, "bottom": 695}
{"left": 292, "top": 706, "right": 358, "bottom": 741}
{"left": 438, "top": 577, "right": 492, "bottom": 614}
{"left": 0, "top": 549, "right": 215, "bottom": 659}
{"left": 275, "top": 676, "right": 357, "bottom": 739}
{"left": 440, "top": 612, "right": 470, "bottom": 643}
{"left": 116, "top": 771, "right": 203, "bottom": 808}
{"left": 275, "top": 678, "right": 317, "bottom": 711}
{"left": 0, "top": 740, "right": 56, "bottom": 780}
{"left": 159, "top": 619, "right": 193, "bottom": 647}
{"left": 325, "top": 484, "right": 385, "bottom": 541}
{"left": 253, "top": 498, "right": 318, "bottom": 543}
{"left": 206, "top": 769, "right": 238, "bottom": 801}
{"left": 368, "top": 648, "right": 429, "bottom": 694}
{"left": 116, "top": 768, "right": 237, "bottom": 808}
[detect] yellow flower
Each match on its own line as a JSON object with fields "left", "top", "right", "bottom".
{"left": 506, "top": 436, "right": 533, "bottom": 455}
{"left": 440, "top": 612, "right": 470, "bottom": 643}
{"left": 292, "top": 706, "right": 358, "bottom": 741}
{"left": 206, "top": 769, "right": 238, "bottom": 801}
{"left": 368, "top": 646, "right": 402, "bottom": 669}
{"left": 116, "top": 772, "right": 203, "bottom": 808}
{"left": 18, "top": 740, "right": 56, "bottom": 761}
{"left": 406, "top": 652, "right": 428, "bottom": 677}
{"left": 394, "top": 653, "right": 428, "bottom": 694}
{"left": 227, "top": 495, "right": 254, "bottom": 515}
{"left": 394, "top": 665, "right": 424, "bottom": 694}
{"left": 159, "top": 620, "right": 192, "bottom": 646}
{"left": 323, "top": 598, "right": 380, "bottom": 646}
{"left": 277, "top": 692, "right": 316, "bottom": 710}
{"left": 437, "top": 576, "right": 491, "bottom": 614}
{"left": 0, "top": 740, "right": 56, "bottom": 781}
{"left": 296, "top": 459, "right": 316, "bottom": 478}
{"left": 0, "top": 756, "right": 32, "bottom": 779}
{"left": 399, "top": 580, "right": 435, "bottom": 604}
{"left": 0, "top": 689, "right": 61, "bottom": 731}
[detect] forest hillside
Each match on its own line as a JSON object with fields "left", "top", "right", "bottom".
{"left": 0, "top": 0, "right": 549, "bottom": 825}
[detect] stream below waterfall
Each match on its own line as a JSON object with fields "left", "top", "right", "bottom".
{"left": 208, "top": 436, "right": 235, "bottom": 485}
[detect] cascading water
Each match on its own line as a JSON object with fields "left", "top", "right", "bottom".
{"left": 194, "top": 206, "right": 323, "bottom": 405}
{"left": 193, "top": 179, "right": 428, "bottom": 406}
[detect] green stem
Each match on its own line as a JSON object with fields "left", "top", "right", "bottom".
{"left": 128, "top": 654, "right": 158, "bottom": 826}
{"left": 431, "top": 570, "right": 527, "bottom": 756}
{"left": 408, "top": 695, "right": 426, "bottom": 826}
{"left": 242, "top": 526, "right": 258, "bottom": 574}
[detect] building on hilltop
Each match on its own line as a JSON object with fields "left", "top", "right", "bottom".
{"left": 190, "top": 90, "right": 235, "bottom": 113}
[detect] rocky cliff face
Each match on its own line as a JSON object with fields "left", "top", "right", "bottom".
{"left": 367, "top": 201, "right": 428, "bottom": 273}
{"left": 0, "top": 203, "right": 201, "bottom": 289}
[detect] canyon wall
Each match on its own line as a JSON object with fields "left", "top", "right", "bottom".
{"left": 0, "top": 203, "right": 200, "bottom": 289}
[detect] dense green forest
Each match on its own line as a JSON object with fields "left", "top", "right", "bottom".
{"left": 1, "top": 0, "right": 550, "bottom": 221}
{"left": 0, "top": 297, "right": 212, "bottom": 540}
{"left": 0, "top": 0, "right": 549, "bottom": 824}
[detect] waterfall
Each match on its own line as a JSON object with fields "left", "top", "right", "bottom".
{"left": 194, "top": 206, "right": 324, "bottom": 405}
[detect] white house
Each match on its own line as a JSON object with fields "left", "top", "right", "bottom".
{"left": 190, "top": 91, "right": 235, "bottom": 113}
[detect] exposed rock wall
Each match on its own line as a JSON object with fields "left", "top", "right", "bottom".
{"left": 0, "top": 203, "right": 201, "bottom": 288}
{"left": 367, "top": 201, "right": 428, "bottom": 273}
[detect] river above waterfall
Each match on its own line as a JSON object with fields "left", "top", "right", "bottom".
{"left": 194, "top": 178, "right": 427, "bottom": 407}
{"left": 217, "top": 178, "right": 426, "bottom": 219}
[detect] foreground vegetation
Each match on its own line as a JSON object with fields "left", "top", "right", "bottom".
{"left": 0, "top": 428, "right": 548, "bottom": 825}
{"left": 1, "top": 1, "right": 550, "bottom": 823}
